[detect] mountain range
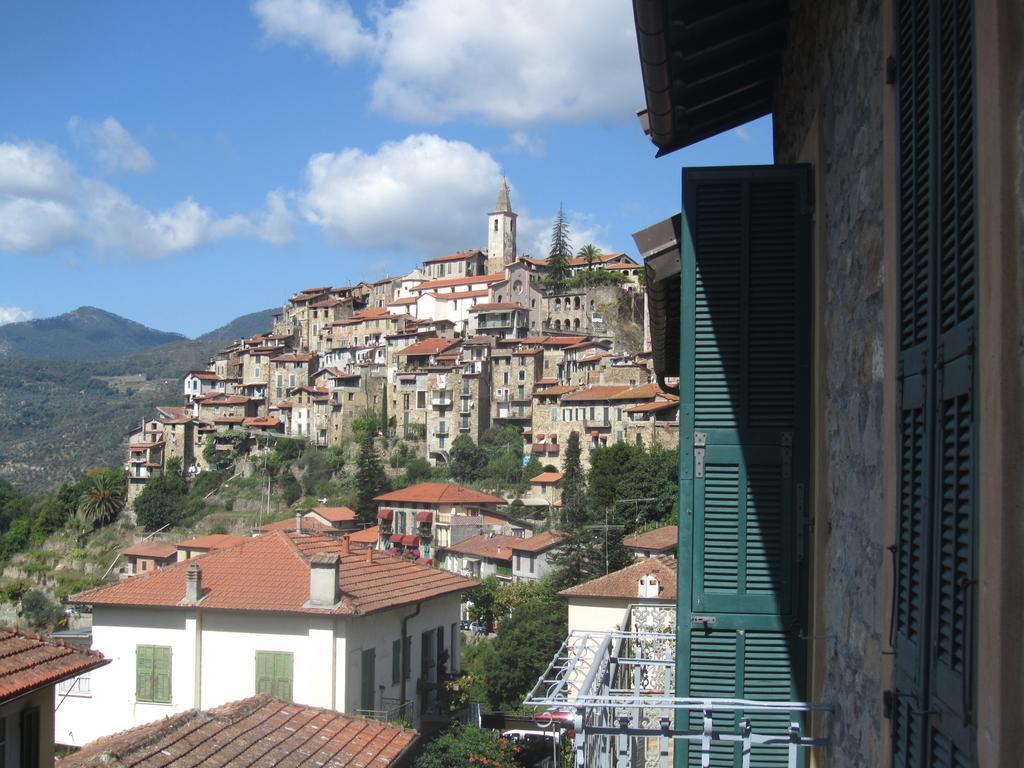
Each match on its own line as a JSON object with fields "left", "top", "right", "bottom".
{"left": 0, "top": 306, "right": 277, "bottom": 494}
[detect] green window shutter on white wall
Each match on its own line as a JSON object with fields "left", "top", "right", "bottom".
{"left": 255, "top": 651, "right": 293, "bottom": 701}
{"left": 676, "top": 165, "right": 812, "bottom": 767}
{"left": 136, "top": 645, "right": 171, "bottom": 704}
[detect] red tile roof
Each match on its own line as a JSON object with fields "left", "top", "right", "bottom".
{"left": 621, "top": 525, "right": 678, "bottom": 553}
{"left": 0, "top": 628, "right": 108, "bottom": 703}
{"left": 58, "top": 695, "right": 418, "bottom": 768}
{"left": 444, "top": 533, "right": 520, "bottom": 561}
{"left": 510, "top": 531, "right": 565, "bottom": 553}
{"left": 310, "top": 506, "right": 357, "bottom": 523}
{"left": 390, "top": 296, "right": 418, "bottom": 305}
{"left": 73, "top": 531, "right": 475, "bottom": 616}
{"left": 607, "top": 383, "right": 662, "bottom": 400}
{"left": 530, "top": 471, "right": 564, "bottom": 485}
{"left": 423, "top": 249, "right": 484, "bottom": 264}
{"left": 348, "top": 526, "right": 380, "bottom": 544}
{"left": 242, "top": 416, "right": 282, "bottom": 428}
{"left": 255, "top": 517, "right": 330, "bottom": 534}
{"left": 176, "top": 534, "right": 250, "bottom": 551}
{"left": 374, "top": 482, "right": 504, "bottom": 505}
{"left": 559, "top": 555, "right": 677, "bottom": 600}
{"left": 533, "top": 385, "right": 578, "bottom": 398}
{"left": 560, "top": 385, "right": 630, "bottom": 402}
{"left": 122, "top": 542, "right": 177, "bottom": 559}
{"left": 411, "top": 272, "right": 505, "bottom": 291}
{"left": 429, "top": 289, "right": 490, "bottom": 300}
{"left": 396, "top": 337, "right": 459, "bottom": 357}
{"left": 270, "top": 352, "right": 317, "bottom": 363}
{"left": 198, "top": 395, "right": 251, "bottom": 406}
{"left": 626, "top": 400, "right": 681, "bottom": 414}
{"left": 186, "top": 370, "right": 219, "bottom": 380}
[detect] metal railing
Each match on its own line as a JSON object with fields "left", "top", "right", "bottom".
{"left": 356, "top": 697, "right": 414, "bottom": 724}
{"left": 524, "top": 605, "right": 829, "bottom": 768}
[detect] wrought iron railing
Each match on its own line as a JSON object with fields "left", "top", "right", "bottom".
{"left": 523, "top": 605, "right": 829, "bottom": 768}
{"left": 356, "top": 697, "right": 414, "bottom": 724}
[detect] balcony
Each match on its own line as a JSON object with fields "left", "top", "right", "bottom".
{"left": 585, "top": 418, "right": 611, "bottom": 429}
{"left": 431, "top": 393, "right": 453, "bottom": 407}
{"left": 532, "top": 443, "right": 559, "bottom": 455}
{"left": 524, "top": 604, "right": 830, "bottom": 767}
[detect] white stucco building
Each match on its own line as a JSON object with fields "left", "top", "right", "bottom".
{"left": 59, "top": 531, "right": 475, "bottom": 747}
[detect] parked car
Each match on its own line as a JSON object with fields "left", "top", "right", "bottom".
{"left": 469, "top": 620, "right": 487, "bottom": 634}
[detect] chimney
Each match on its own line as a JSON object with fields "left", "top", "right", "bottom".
{"left": 340, "top": 535, "right": 350, "bottom": 557}
{"left": 365, "top": 544, "right": 373, "bottom": 563}
{"left": 185, "top": 563, "right": 202, "bottom": 603}
{"left": 308, "top": 553, "right": 340, "bottom": 607}
{"left": 295, "top": 511, "right": 303, "bottom": 535}
{"left": 637, "top": 574, "right": 661, "bottom": 599}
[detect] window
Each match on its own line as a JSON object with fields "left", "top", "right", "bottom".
{"left": 529, "top": 555, "right": 535, "bottom": 574}
{"left": 255, "top": 652, "right": 294, "bottom": 701}
{"left": 57, "top": 672, "right": 91, "bottom": 696}
{"left": 19, "top": 708, "right": 38, "bottom": 768}
{"left": 494, "top": 219, "right": 498, "bottom": 231}
{"left": 551, "top": 406, "right": 557, "bottom": 422}
{"left": 136, "top": 645, "right": 171, "bottom": 703}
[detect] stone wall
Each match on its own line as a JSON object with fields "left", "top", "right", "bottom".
{"left": 773, "top": 0, "right": 886, "bottom": 764}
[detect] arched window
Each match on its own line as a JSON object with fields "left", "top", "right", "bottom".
{"left": 573, "top": 318, "right": 580, "bottom": 330}
{"left": 589, "top": 299, "right": 595, "bottom": 310}
{"left": 553, "top": 319, "right": 561, "bottom": 330}
{"left": 554, "top": 298, "right": 562, "bottom": 311}
{"left": 573, "top": 296, "right": 581, "bottom": 309}
{"left": 530, "top": 299, "right": 536, "bottom": 308}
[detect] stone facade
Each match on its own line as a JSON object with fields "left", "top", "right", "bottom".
{"left": 772, "top": 0, "right": 886, "bottom": 762}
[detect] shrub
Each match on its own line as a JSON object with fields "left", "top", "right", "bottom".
{"left": 20, "top": 590, "right": 64, "bottom": 629}
{"left": 0, "top": 579, "right": 31, "bottom": 605}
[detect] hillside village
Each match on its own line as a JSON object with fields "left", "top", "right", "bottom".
{"left": 124, "top": 180, "right": 678, "bottom": 543}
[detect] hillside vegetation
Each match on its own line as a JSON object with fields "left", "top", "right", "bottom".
{"left": 0, "top": 307, "right": 277, "bottom": 493}
{"left": 0, "top": 306, "right": 185, "bottom": 361}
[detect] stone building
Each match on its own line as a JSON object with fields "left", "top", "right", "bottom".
{"left": 422, "top": 250, "right": 488, "bottom": 280}
{"left": 485, "top": 179, "right": 517, "bottom": 275}
{"left": 467, "top": 302, "right": 530, "bottom": 339}
{"left": 268, "top": 352, "right": 317, "bottom": 406}
{"left": 604, "top": 1, "right": 1024, "bottom": 765}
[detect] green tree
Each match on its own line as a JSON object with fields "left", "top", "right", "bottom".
{"left": 413, "top": 724, "right": 517, "bottom": 768}
{"left": 588, "top": 442, "right": 678, "bottom": 529}
{"left": 20, "top": 590, "right": 64, "bottom": 630}
{"left": 561, "top": 432, "right": 587, "bottom": 528}
{"left": 76, "top": 467, "right": 127, "bottom": 529}
{"left": 543, "top": 204, "right": 573, "bottom": 290}
{"left": 480, "top": 426, "right": 524, "bottom": 484}
{"left": 401, "top": 457, "right": 434, "bottom": 486}
{"left": 449, "top": 435, "right": 488, "bottom": 483}
{"left": 478, "top": 589, "right": 568, "bottom": 711}
{"left": 577, "top": 242, "right": 602, "bottom": 270}
{"left": 355, "top": 432, "right": 389, "bottom": 525}
{"left": 522, "top": 455, "right": 544, "bottom": 482}
{"left": 134, "top": 458, "right": 188, "bottom": 531}
{"left": 467, "top": 575, "right": 502, "bottom": 632}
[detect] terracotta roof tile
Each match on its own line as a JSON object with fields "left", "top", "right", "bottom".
{"left": 57, "top": 695, "right": 418, "bottom": 768}
{"left": 411, "top": 272, "right": 505, "bottom": 291}
{"left": 73, "top": 531, "right": 475, "bottom": 616}
{"left": 122, "top": 542, "right": 178, "bottom": 559}
{"left": 510, "top": 531, "right": 565, "bottom": 553}
{"left": 309, "top": 506, "right": 357, "bottom": 523}
{"left": 444, "top": 533, "right": 520, "bottom": 561}
{"left": 470, "top": 302, "right": 525, "bottom": 311}
{"left": 621, "top": 525, "right": 678, "bottom": 553}
{"left": 607, "top": 383, "right": 661, "bottom": 400}
{"left": 529, "top": 471, "right": 564, "bottom": 485}
{"left": 0, "top": 628, "right": 108, "bottom": 703}
{"left": 374, "top": 482, "right": 504, "bottom": 505}
{"left": 559, "top": 555, "right": 677, "bottom": 600}
{"left": 348, "top": 526, "right": 380, "bottom": 544}
{"left": 533, "top": 385, "right": 578, "bottom": 398}
{"left": 559, "top": 385, "right": 630, "bottom": 402}
{"left": 176, "top": 534, "right": 250, "bottom": 551}
{"left": 423, "top": 249, "right": 484, "bottom": 264}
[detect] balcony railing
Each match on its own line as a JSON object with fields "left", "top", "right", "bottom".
{"left": 431, "top": 393, "right": 453, "bottom": 407}
{"left": 585, "top": 418, "right": 611, "bottom": 429}
{"left": 524, "top": 604, "right": 830, "bottom": 768}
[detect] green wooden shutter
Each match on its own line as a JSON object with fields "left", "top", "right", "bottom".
{"left": 255, "top": 651, "right": 274, "bottom": 695}
{"left": 274, "top": 652, "right": 293, "bottom": 701}
{"left": 893, "top": 0, "right": 976, "bottom": 765}
{"left": 152, "top": 646, "right": 172, "bottom": 703}
{"left": 677, "top": 165, "right": 812, "bottom": 767}
{"left": 136, "top": 645, "right": 154, "bottom": 702}
{"left": 392, "top": 639, "right": 402, "bottom": 684}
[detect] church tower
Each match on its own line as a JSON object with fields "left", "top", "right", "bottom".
{"left": 486, "top": 178, "right": 517, "bottom": 274}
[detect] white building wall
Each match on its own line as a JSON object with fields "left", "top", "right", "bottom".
{"left": 57, "top": 593, "right": 466, "bottom": 747}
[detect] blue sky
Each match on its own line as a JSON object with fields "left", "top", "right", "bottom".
{"left": 0, "top": 1, "right": 772, "bottom": 337}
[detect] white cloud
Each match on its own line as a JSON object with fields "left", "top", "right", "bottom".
{"left": 0, "top": 140, "right": 292, "bottom": 258}
{"left": 506, "top": 130, "right": 544, "bottom": 157}
{"left": 254, "top": 0, "right": 640, "bottom": 125}
{"left": 301, "top": 133, "right": 501, "bottom": 253}
{"left": 252, "top": 0, "right": 371, "bottom": 64}
{"left": 0, "top": 142, "right": 76, "bottom": 199}
{"left": 733, "top": 126, "right": 752, "bottom": 142}
{"left": 69, "top": 116, "right": 155, "bottom": 174}
{"left": 0, "top": 306, "right": 33, "bottom": 325}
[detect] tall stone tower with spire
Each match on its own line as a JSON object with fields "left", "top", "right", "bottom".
{"left": 486, "top": 178, "right": 517, "bottom": 274}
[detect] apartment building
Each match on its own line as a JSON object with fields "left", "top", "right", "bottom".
{"left": 268, "top": 352, "right": 317, "bottom": 406}
{"left": 421, "top": 249, "right": 487, "bottom": 280}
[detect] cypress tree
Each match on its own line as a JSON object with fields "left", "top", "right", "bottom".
{"left": 355, "top": 432, "right": 388, "bottom": 525}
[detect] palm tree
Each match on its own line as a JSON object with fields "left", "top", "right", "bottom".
{"left": 77, "top": 469, "right": 127, "bottom": 529}
{"left": 577, "top": 243, "right": 603, "bottom": 270}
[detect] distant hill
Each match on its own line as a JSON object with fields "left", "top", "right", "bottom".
{"left": 0, "top": 306, "right": 186, "bottom": 362}
{"left": 197, "top": 308, "right": 277, "bottom": 343}
{"left": 0, "top": 307, "right": 278, "bottom": 494}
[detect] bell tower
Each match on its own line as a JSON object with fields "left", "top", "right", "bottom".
{"left": 486, "top": 178, "right": 517, "bottom": 274}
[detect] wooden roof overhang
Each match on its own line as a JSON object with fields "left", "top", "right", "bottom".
{"left": 633, "top": 0, "right": 788, "bottom": 156}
